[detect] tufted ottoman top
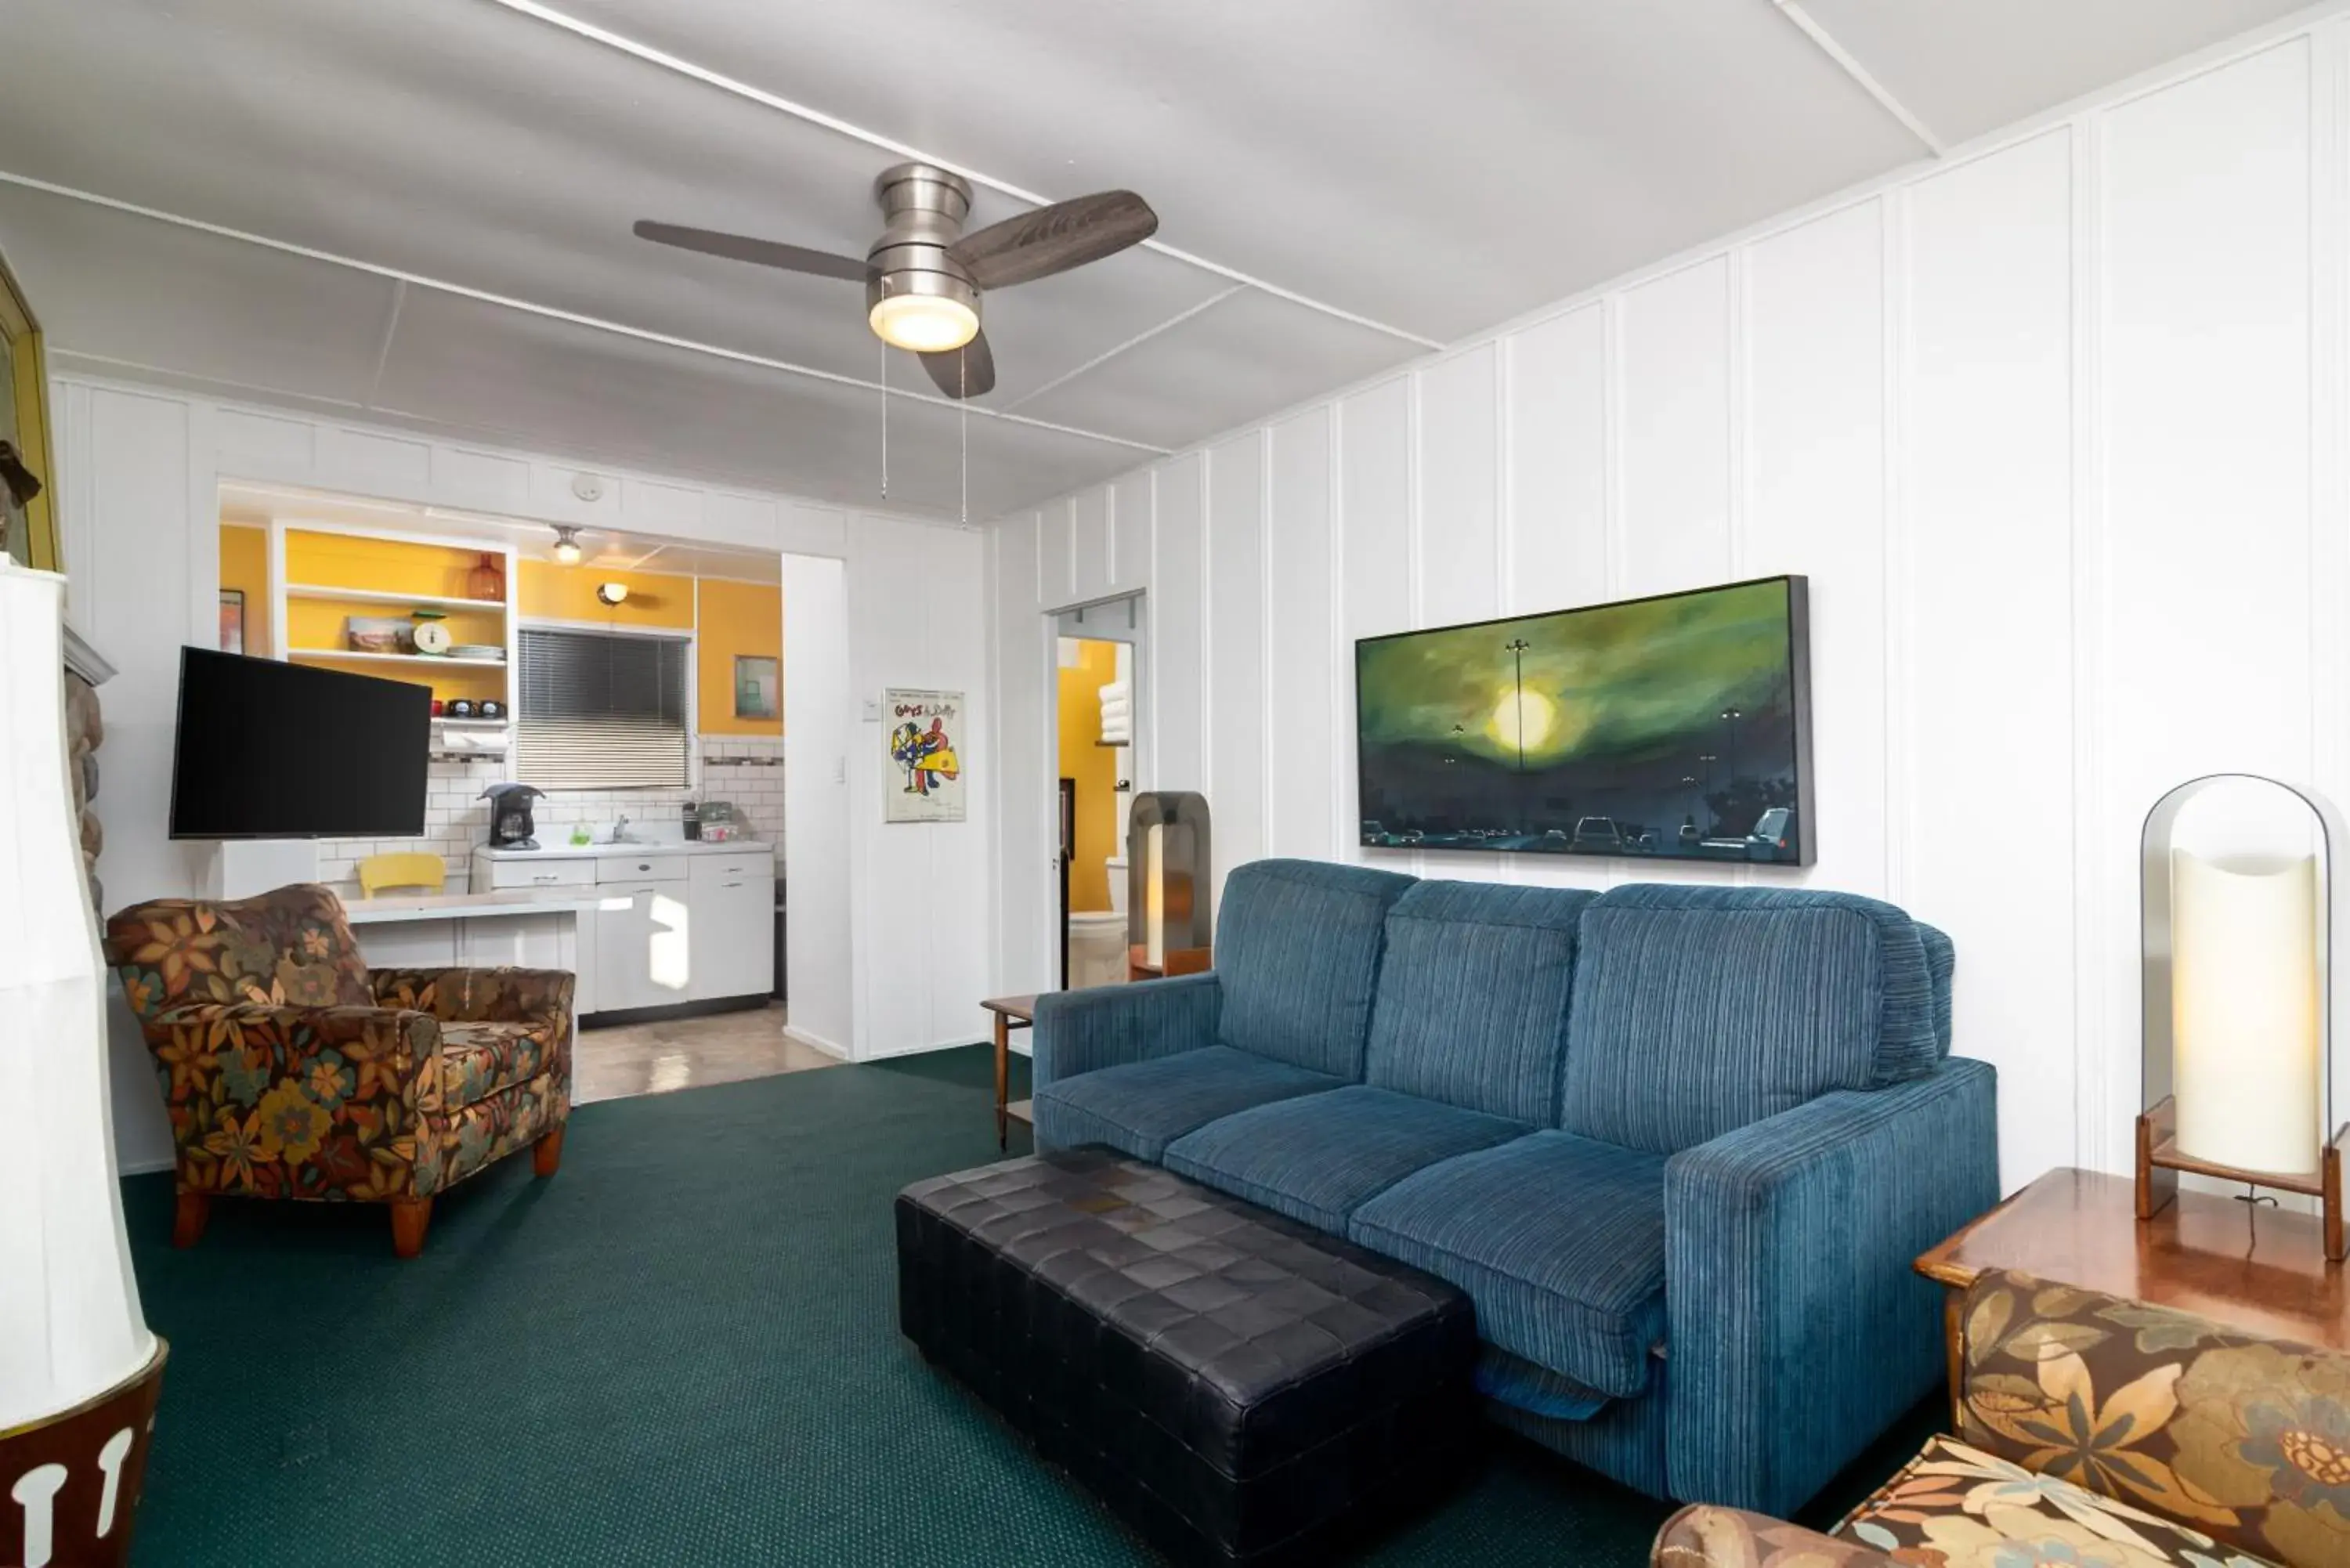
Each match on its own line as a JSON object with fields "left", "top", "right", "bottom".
{"left": 897, "top": 1148, "right": 1476, "bottom": 1512}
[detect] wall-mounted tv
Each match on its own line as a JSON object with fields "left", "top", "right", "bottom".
{"left": 168, "top": 648, "right": 431, "bottom": 840}
{"left": 1354, "top": 576, "right": 1812, "bottom": 865}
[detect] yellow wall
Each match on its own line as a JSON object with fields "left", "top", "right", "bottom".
{"left": 1058, "top": 639, "right": 1122, "bottom": 912}
{"left": 696, "top": 576, "right": 783, "bottom": 737}
{"left": 215, "top": 526, "right": 781, "bottom": 725}
{"left": 218, "top": 523, "right": 271, "bottom": 656}
{"left": 516, "top": 559, "right": 696, "bottom": 628}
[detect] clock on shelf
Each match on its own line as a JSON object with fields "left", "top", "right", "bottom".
{"left": 412, "top": 620, "right": 454, "bottom": 656}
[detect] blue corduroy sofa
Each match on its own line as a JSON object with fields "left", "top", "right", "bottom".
{"left": 1029, "top": 858, "right": 1998, "bottom": 1518}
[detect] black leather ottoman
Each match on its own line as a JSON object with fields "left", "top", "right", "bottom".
{"left": 896, "top": 1149, "right": 1478, "bottom": 1566}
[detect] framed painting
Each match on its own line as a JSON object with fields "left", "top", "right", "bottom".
{"left": 0, "top": 244, "right": 60, "bottom": 573}
{"left": 733, "top": 654, "right": 779, "bottom": 721}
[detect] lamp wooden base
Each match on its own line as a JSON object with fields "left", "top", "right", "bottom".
{"left": 2, "top": 1339, "right": 168, "bottom": 1568}
{"left": 2135, "top": 1094, "right": 2349, "bottom": 1260}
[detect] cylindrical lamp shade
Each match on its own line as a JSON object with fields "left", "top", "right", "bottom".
{"left": 0, "top": 564, "right": 154, "bottom": 1431}
{"left": 2171, "top": 847, "right": 2322, "bottom": 1175}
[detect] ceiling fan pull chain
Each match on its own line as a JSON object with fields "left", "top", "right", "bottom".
{"left": 960, "top": 349, "right": 969, "bottom": 526}
{"left": 879, "top": 339, "right": 890, "bottom": 500}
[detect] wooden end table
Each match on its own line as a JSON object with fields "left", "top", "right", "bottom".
{"left": 1914, "top": 1165, "right": 2350, "bottom": 1422}
{"left": 980, "top": 994, "right": 1036, "bottom": 1150}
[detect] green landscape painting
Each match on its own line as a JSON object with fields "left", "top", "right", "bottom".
{"left": 1354, "top": 576, "right": 1811, "bottom": 863}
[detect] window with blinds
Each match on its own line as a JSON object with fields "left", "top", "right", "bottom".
{"left": 515, "top": 627, "right": 691, "bottom": 789}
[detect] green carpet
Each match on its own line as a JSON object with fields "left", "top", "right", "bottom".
{"left": 121, "top": 1046, "right": 1931, "bottom": 1566}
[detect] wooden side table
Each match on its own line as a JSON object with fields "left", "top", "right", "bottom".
{"left": 1914, "top": 1165, "right": 2350, "bottom": 1421}
{"left": 980, "top": 994, "right": 1036, "bottom": 1151}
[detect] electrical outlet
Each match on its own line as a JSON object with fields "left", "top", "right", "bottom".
{"left": 833, "top": 754, "right": 847, "bottom": 784}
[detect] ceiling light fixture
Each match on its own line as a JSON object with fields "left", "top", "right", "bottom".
{"left": 868, "top": 290, "right": 978, "bottom": 354}
{"left": 551, "top": 525, "right": 583, "bottom": 566}
{"left": 595, "top": 581, "right": 630, "bottom": 606}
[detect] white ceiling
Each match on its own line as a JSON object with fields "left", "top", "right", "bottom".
{"left": 0, "top": 0, "right": 2311, "bottom": 519}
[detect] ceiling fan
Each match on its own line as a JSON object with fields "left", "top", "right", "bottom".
{"left": 634, "top": 162, "right": 1159, "bottom": 401}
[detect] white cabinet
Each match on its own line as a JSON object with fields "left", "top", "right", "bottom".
{"left": 591, "top": 882, "right": 693, "bottom": 1013}
{"left": 468, "top": 847, "right": 772, "bottom": 1018}
{"left": 688, "top": 854, "right": 774, "bottom": 1002}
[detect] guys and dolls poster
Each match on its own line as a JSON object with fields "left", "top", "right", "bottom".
{"left": 884, "top": 688, "right": 965, "bottom": 822}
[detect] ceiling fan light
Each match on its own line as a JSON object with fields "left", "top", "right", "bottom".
{"left": 551, "top": 525, "right": 583, "bottom": 565}
{"left": 870, "top": 292, "right": 978, "bottom": 353}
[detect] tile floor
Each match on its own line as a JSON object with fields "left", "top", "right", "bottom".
{"left": 573, "top": 1003, "right": 839, "bottom": 1105}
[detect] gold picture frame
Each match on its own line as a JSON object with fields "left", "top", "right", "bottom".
{"left": 0, "top": 244, "right": 62, "bottom": 573}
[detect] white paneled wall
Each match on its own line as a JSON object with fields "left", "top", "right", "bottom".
{"left": 990, "top": 18, "right": 2350, "bottom": 1194}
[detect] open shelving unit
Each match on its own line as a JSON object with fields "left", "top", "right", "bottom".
{"left": 266, "top": 522, "right": 519, "bottom": 757}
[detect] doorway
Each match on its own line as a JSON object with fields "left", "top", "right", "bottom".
{"left": 1051, "top": 597, "right": 1143, "bottom": 992}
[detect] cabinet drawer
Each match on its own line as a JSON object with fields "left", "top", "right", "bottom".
{"left": 689, "top": 850, "right": 775, "bottom": 886}
{"left": 595, "top": 853, "right": 688, "bottom": 884}
{"left": 488, "top": 858, "right": 595, "bottom": 891}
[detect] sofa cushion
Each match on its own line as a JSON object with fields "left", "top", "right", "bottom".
{"left": 1556, "top": 885, "right": 1943, "bottom": 1155}
{"left": 1029, "top": 1046, "right": 1343, "bottom": 1162}
{"left": 1363, "top": 881, "right": 1595, "bottom": 1123}
{"left": 1213, "top": 859, "right": 1416, "bottom": 1078}
{"left": 1348, "top": 1130, "right": 1667, "bottom": 1400}
{"left": 1163, "top": 1085, "right": 1531, "bottom": 1234}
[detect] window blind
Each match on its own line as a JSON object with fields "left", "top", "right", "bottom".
{"left": 515, "top": 627, "right": 690, "bottom": 789}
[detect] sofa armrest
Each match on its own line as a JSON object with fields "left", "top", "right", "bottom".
{"left": 1662, "top": 1057, "right": 1998, "bottom": 1515}
{"left": 1031, "top": 972, "right": 1220, "bottom": 1088}
{"left": 371, "top": 966, "right": 575, "bottom": 1035}
{"left": 1652, "top": 1505, "right": 1895, "bottom": 1567}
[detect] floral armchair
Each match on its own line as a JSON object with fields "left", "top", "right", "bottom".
{"left": 1652, "top": 1266, "right": 2350, "bottom": 1568}
{"left": 105, "top": 883, "right": 573, "bottom": 1258}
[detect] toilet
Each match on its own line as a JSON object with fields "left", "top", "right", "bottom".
{"left": 1067, "top": 909, "right": 1126, "bottom": 989}
{"left": 1065, "top": 854, "right": 1130, "bottom": 989}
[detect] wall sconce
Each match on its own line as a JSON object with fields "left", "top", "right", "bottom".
{"left": 595, "top": 582, "right": 629, "bottom": 607}
{"left": 1127, "top": 791, "right": 1211, "bottom": 981}
{"left": 2140, "top": 773, "right": 2349, "bottom": 1256}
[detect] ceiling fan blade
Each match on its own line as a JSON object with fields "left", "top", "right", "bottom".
{"left": 948, "top": 190, "right": 1158, "bottom": 291}
{"left": 920, "top": 330, "right": 996, "bottom": 399}
{"left": 632, "top": 219, "right": 870, "bottom": 282}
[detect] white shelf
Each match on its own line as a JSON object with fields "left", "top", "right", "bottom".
{"left": 284, "top": 583, "right": 504, "bottom": 611}
{"left": 287, "top": 649, "right": 507, "bottom": 668}
{"left": 432, "top": 716, "right": 510, "bottom": 728}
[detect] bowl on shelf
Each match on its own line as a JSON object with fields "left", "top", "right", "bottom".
{"left": 450, "top": 644, "right": 505, "bottom": 662}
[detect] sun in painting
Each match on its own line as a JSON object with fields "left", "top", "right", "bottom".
{"left": 1488, "top": 687, "right": 1556, "bottom": 753}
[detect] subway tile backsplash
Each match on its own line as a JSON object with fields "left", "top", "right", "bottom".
{"left": 314, "top": 735, "right": 786, "bottom": 894}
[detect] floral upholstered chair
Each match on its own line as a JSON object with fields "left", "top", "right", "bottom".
{"left": 105, "top": 883, "right": 573, "bottom": 1258}
{"left": 1652, "top": 1266, "right": 2350, "bottom": 1568}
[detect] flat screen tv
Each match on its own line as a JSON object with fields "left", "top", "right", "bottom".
{"left": 168, "top": 647, "right": 431, "bottom": 840}
{"left": 1354, "top": 575, "right": 1813, "bottom": 865}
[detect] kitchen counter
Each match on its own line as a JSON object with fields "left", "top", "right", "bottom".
{"left": 474, "top": 840, "right": 772, "bottom": 860}
{"left": 341, "top": 888, "right": 613, "bottom": 924}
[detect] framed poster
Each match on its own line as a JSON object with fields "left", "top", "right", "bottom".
{"left": 733, "top": 654, "right": 779, "bottom": 721}
{"left": 884, "top": 688, "right": 965, "bottom": 823}
{"left": 219, "top": 590, "right": 246, "bottom": 655}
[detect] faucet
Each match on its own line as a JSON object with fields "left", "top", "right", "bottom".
{"left": 612, "top": 814, "right": 631, "bottom": 844}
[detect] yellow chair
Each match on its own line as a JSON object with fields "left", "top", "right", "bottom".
{"left": 357, "top": 851, "right": 446, "bottom": 898}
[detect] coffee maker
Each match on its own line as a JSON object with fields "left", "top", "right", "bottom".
{"left": 481, "top": 783, "right": 546, "bottom": 849}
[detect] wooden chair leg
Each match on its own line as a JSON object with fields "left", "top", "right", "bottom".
{"left": 389, "top": 1198, "right": 432, "bottom": 1259}
{"left": 533, "top": 1125, "right": 566, "bottom": 1177}
{"left": 172, "top": 1190, "right": 211, "bottom": 1249}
